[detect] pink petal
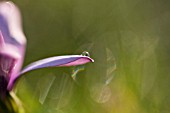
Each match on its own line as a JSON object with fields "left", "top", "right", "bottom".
{"left": 7, "top": 55, "right": 94, "bottom": 91}
{"left": 0, "top": 1, "right": 26, "bottom": 91}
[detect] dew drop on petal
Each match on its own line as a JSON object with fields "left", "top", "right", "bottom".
{"left": 81, "top": 51, "right": 90, "bottom": 57}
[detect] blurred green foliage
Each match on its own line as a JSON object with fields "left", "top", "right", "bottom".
{"left": 10, "top": 0, "right": 170, "bottom": 113}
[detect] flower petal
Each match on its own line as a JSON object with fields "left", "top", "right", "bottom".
{"left": 21, "top": 55, "right": 94, "bottom": 74}
{"left": 0, "top": 1, "right": 26, "bottom": 46}
{"left": 0, "top": 31, "right": 4, "bottom": 46}
{"left": 7, "top": 55, "right": 94, "bottom": 90}
{"left": 0, "top": 1, "right": 26, "bottom": 90}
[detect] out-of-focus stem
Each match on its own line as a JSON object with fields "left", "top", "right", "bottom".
{"left": 10, "top": 92, "right": 25, "bottom": 113}
{"left": 0, "top": 92, "right": 25, "bottom": 113}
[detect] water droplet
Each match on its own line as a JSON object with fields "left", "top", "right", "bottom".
{"left": 81, "top": 51, "right": 90, "bottom": 57}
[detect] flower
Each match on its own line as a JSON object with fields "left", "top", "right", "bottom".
{"left": 0, "top": 1, "right": 94, "bottom": 99}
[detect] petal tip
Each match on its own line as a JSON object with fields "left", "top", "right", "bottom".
{"left": 87, "top": 56, "right": 94, "bottom": 63}
{"left": 90, "top": 57, "right": 94, "bottom": 62}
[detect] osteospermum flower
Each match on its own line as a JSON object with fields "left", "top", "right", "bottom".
{"left": 0, "top": 1, "right": 93, "bottom": 111}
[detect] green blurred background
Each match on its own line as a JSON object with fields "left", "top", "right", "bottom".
{"left": 10, "top": 0, "right": 170, "bottom": 113}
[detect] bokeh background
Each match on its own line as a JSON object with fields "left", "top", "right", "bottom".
{"left": 10, "top": 0, "right": 170, "bottom": 113}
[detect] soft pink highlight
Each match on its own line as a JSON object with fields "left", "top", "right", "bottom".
{"left": 59, "top": 57, "right": 94, "bottom": 67}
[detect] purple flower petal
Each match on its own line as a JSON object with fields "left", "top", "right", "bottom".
{"left": 7, "top": 55, "right": 94, "bottom": 91}
{"left": 21, "top": 55, "right": 94, "bottom": 74}
{"left": 0, "top": 1, "right": 26, "bottom": 46}
{"left": 0, "top": 2, "right": 26, "bottom": 91}
{"left": 0, "top": 31, "right": 4, "bottom": 46}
